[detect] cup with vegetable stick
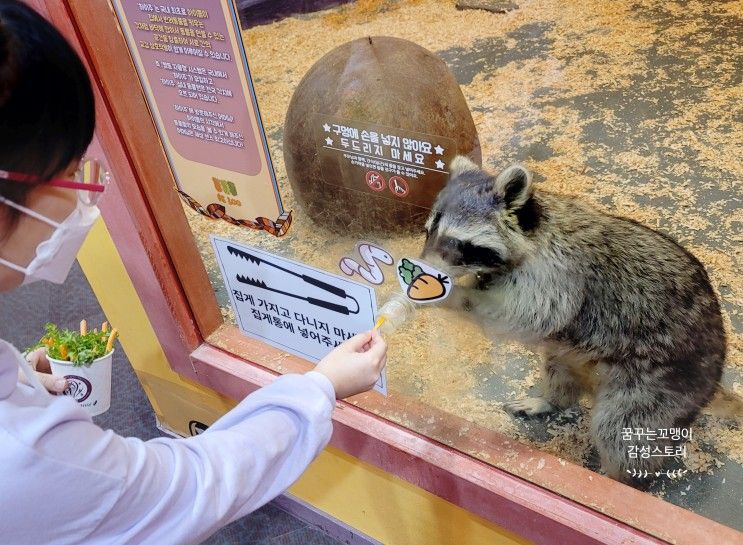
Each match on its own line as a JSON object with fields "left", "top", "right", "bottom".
{"left": 375, "top": 294, "right": 417, "bottom": 335}
{"left": 32, "top": 320, "right": 118, "bottom": 416}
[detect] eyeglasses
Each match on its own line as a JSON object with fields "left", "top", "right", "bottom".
{"left": 0, "top": 158, "right": 110, "bottom": 205}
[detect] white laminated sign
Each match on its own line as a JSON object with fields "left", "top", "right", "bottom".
{"left": 211, "top": 236, "right": 387, "bottom": 395}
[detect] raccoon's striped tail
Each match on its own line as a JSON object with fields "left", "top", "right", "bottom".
{"left": 703, "top": 388, "right": 743, "bottom": 418}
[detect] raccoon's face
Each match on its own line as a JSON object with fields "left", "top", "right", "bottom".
{"left": 422, "top": 156, "right": 541, "bottom": 281}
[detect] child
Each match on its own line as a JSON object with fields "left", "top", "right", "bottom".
{"left": 0, "top": 2, "right": 387, "bottom": 543}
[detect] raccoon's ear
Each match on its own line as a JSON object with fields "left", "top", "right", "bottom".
{"left": 494, "top": 164, "right": 533, "bottom": 209}
{"left": 448, "top": 155, "right": 480, "bottom": 180}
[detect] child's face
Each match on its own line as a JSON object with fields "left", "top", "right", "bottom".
{"left": 0, "top": 160, "right": 81, "bottom": 291}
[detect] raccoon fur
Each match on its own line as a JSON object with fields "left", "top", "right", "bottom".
{"left": 421, "top": 155, "right": 727, "bottom": 486}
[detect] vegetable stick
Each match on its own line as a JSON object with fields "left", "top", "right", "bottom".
{"left": 80, "top": 319, "right": 87, "bottom": 335}
{"left": 101, "top": 321, "right": 109, "bottom": 333}
{"left": 105, "top": 328, "right": 118, "bottom": 354}
{"left": 59, "top": 345, "right": 68, "bottom": 360}
{"left": 374, "top": 316, "right": 386, "bottom": 330}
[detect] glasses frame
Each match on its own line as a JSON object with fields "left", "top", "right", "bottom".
{"left": 0, "top": 158, "right": 110, "bottom": 205}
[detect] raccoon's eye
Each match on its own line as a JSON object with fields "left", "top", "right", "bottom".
{"left": 460, "top": 242, "right": 504, "bottom": 268}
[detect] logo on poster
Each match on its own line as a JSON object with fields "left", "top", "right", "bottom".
{"left": 63, "top": 375, "right": 92, "bottom": 403}
{"left": 213, "top": 177, "right": 237, "bottom": 195}
{"left": 213, "top": 177, "right": 242, "bottom": 206}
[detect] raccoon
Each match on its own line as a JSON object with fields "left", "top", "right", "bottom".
{"left": 421, "top": 155, "right": 726, "bottom": 485}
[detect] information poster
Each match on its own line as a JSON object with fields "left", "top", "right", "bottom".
{"left": 212, "top": 236, "right": 387, "bottom": 395}
{"left": 113, "top": 1, "right": 290, "bottom": 235}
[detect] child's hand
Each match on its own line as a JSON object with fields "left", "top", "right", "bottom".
{"left": 313, "top": 329, "right": 387, "bottom": 399}
{"left": 19, "top": 347, "right": 67, "bottom": 394}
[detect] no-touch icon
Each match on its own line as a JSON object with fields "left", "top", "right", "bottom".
{"left": 366, "top": 171, "right": 385, "bottom": 191}
{"left": 388, "top": 176, "right": 409, "bottom": 198}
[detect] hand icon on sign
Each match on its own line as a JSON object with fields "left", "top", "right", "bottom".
{"left": 388, "top": 176, "right": 409, "bottom": 198}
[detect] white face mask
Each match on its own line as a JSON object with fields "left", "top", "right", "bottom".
{"left": 0, "top": 195, "right": 99, "bottom": 285}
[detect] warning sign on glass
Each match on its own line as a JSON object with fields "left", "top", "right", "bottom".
{"left": 112, "top": 1, "right": 290, "bottom": 236}
{"left": 316, "top": 116, "right": 456, "bottom": 209}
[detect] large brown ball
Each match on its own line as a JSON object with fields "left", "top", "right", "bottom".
{"left": 283, "top": 36, "right": 481, "bottom": 235}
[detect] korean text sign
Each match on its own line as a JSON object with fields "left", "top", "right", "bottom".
{"left": 211, "top": 236, "right": 387, "bottom": 394}
{"left": 112, "top": 1, "right": 285, "bottom": 226}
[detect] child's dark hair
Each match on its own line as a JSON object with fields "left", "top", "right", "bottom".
{"left": 0, "top": 1, "right": 95, "bottom": 232}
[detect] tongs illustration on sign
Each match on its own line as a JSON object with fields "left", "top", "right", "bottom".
{"left": 228, "top": 246, "right": 360, "bottom": 315}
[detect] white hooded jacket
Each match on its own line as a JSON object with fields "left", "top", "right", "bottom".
{"left": 0, "top": 339, "right": 335, "bottom": 544}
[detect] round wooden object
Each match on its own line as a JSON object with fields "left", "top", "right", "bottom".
{"left": 283, "top": 36, "right": 481, "bottom": 234}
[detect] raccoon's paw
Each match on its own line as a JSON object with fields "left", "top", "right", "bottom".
{"left": 503, "top": 397, "right": 557, "bottom": 417}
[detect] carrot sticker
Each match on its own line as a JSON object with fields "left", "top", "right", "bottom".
{"left": 397, "top": 258, "right": 451, "bottom": 303}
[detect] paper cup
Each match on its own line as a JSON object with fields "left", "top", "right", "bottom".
{"left": 48, "top": 350, "right": 113, "bottom": 417}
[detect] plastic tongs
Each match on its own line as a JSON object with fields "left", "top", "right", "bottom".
{"left": 228, "top": 246, "right": 360, "bottom": 315}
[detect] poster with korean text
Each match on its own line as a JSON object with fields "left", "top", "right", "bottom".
{"left": 112, "top": 1, "right": 290, "bottom": 236}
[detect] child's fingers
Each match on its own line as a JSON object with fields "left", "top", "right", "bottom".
{"left": 362, "top": 331, "right": 380, "bottom": 352}
{"left": 26, "top": 347, "right": 49, "bottom": 372}
{"left": 18, "top": 369, "right": 67, "bottom": 394}
{"left": 342, "top": 330, "right": 374, "bottom": 352}
{"left": 361, "top": 329, "right": 380, "bottom": 353}
{"left": 368, "top": 328, "right": 384, "bottom": 349}
{"left": 36, "top": 371, "right": 67, "bottom": 394}
{"left": 365, "top": 334, "right": 387, "bottom": 362}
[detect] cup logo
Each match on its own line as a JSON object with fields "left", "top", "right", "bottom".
{"left": 189, "top": 420, "right": 209, "bottom": 436}
{"left": 63, "top": 375, "right": 92, "bottom": 403}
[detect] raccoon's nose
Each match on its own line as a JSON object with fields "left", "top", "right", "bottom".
{"left": 441, "top": 248, "right": 462, "bottom": 264}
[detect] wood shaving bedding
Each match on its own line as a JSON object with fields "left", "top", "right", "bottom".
{"left": 182, "top": 0, "right": 741, "bottom": 515}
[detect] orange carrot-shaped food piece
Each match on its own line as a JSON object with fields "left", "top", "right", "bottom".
{"left": 59, "top": 345, "right": 68, "bottom": 360}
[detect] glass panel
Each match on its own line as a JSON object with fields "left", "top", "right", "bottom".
{"left": 149, "top": 0, "right": 741, "bottom": 532}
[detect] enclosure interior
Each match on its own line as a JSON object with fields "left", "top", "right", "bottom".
{"left": 167, "top": 0, "right": 741, "bottom": 530}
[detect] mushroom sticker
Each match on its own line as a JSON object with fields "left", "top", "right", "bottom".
{"left": 397, "top": 258, "right": 452, "bottom": 303}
